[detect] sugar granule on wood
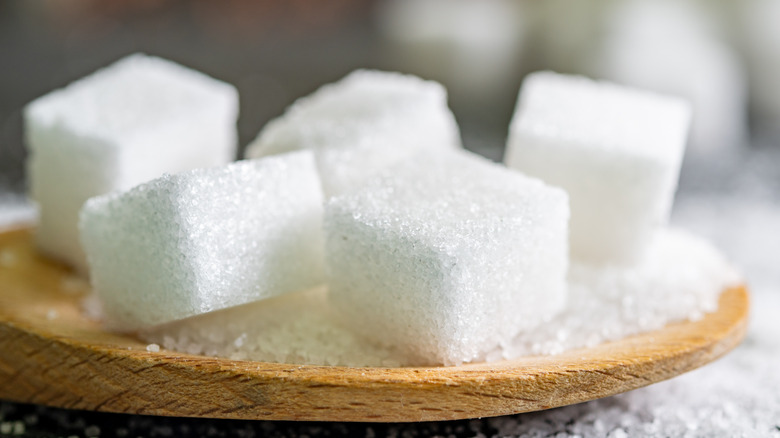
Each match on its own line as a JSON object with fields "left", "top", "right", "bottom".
{"left": 139, "top": 228, "right": 739, "bottom": 367}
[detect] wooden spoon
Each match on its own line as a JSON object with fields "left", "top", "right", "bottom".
{"left": 0, "top": 227, "right": 749, "bottom": 422}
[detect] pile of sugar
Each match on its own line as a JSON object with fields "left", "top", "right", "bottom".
{"left": 492, "top": 229, "right": 740, "bottom": 359}
{"left": 141, "top": 287, "right": 407, "bottom": 367}
{"left": 139, "top": 228, "right": 739, "bottom": 367}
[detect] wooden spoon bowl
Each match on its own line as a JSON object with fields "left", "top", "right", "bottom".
{"left": 0, "top": 227, "right": 749, "bottom": 422}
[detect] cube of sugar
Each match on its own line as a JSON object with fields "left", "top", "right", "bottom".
{"left": 25, "top": 53, "right": 239, "bottom": 272}
{"left": 245, "top": 69, "right": 461, "bottom": 197}
{"left": 79, "top": 151, "right": 325, "bottom": 331}
{"left": 598, "top": 0, "right": 747, "bottom": 156}
{"left": 325, "top": 150, "right": 569, "bottom": 366}
{"left": 504, "top": 71, "right": 691, "bottom": 265}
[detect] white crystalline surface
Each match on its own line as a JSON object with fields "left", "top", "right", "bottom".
{"left": 137, "top": 227, "right": 738, "bottom": 368}
{"left": 245, "top": 69, "right": 461, "bottom": 197}
{"left": 25, "top": 53, "right": 239, "bottom": 272}
{"left": 79, "top": 152, "right": 325, "bottom": 331}
{"left": 491, "top": 228, "right": 740, "bottom": 359}
{"left": 140, "top": 288, "right": 407, "bottom": 368}
{"left": 325, "top": 150, "right": 569, "bottom": 366}
{"left": 505, "top": 71, "right": 691, "bottom": 266}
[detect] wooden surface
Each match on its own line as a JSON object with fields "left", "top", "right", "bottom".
{"left": 0, "top": 227, "right": 750, "bottom": 423}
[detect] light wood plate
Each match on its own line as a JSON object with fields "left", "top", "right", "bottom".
{"left": 0, "top": 227, "right": 749, "bottom": 422}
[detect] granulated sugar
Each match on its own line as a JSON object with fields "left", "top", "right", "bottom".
{"left": 140, "top": 288, "right": 407, "bottom": 367}
{"left": 490, "top": 228, "right": 740, "bottom": 360}
{"left": 139, "top": 228, "right": 739, "bottom": 367}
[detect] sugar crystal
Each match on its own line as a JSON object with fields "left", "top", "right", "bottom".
{"left": 80, "top": 152, "right": 324, "bottom": 330}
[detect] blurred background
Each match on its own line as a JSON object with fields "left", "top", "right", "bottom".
{"left": 2, "top": 0, "right": 780, "bottom": 191}
{"left": 1, "top": 1, "right": 779, "bottom": 436}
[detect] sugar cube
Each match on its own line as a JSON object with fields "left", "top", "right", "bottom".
{"left": 505, "top": 71, "right": 691, "bottom": 265}
{"left": 79, "top": 151, "right": 324, "bottom": 331}
{"left": 245, "top": 69, "right": 461, "bottom": 197}
{"left": 324, "top": 150, "right": 569, "bottom": 365}
{"left": 25, "top": 53, "right": 239, "bottom": 272}
{"left": 598, "top": 0, "right": 747, "bottom": 156}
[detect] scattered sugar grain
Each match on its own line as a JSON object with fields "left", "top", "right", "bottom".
{"left": 146, "top": 344, "right": 160, "bottom": 353}
{"left": 12, "top": 421, "right": 24, "bottom": 436}
{"left": 492, "top": 228, "right": 740, "bottom": 359}
{"left": 84, "top": 424, "right": 100, "bottom": 437}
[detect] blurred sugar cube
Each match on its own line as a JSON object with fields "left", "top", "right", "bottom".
{"left": 376, "top": 0, "right": 527, "bottom": 106}
{"left": 245, "top": 69, "right": 461, "bottom": 197}
{"left": 25, "top": 53, "right": 239, "bottom": 272}
{"left": 505, "top": 71, "right": 690, "bottom": 265}
{"left": 324, "top": 150, "right": 569, "bottom": 365}
{"left": 597, "top": 0, "right": 747, "bottom": 156}
{"left": 79, "top": 151, "right": 324, "bottom": 331}
{"left": 743, "top": 0, "right": 780, "bottom": 131}
{"left": 526, "top": 0, "right": 612, "bottom": 74}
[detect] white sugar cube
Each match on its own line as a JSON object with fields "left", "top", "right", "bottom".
{"left": 598, "top": 0, "right": 746, "bottom": 156}
{"left": 505, "top": 72, "right": 690, "bottom": 265}
{"left": 325, "top": 150, "right": 569, "bottom": 366}
{"left": 245, "top": 69, "right": 461, "bottom": 197}
{"left": 25, "top": 53, "right": 239, "bottom": 272}
{"left": 79, "top": 152, "right": 325, "bottom": 331}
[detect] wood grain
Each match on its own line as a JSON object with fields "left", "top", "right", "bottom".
{"left": 0, "top": 227, "right": 749, "bottom": 422}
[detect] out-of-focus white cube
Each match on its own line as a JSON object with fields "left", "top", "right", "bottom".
{"left": 376, "top": 0, "right": 526, "bottom": 104}
{"left": 597, "top": 0, "right": 747, "bottom": 156}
